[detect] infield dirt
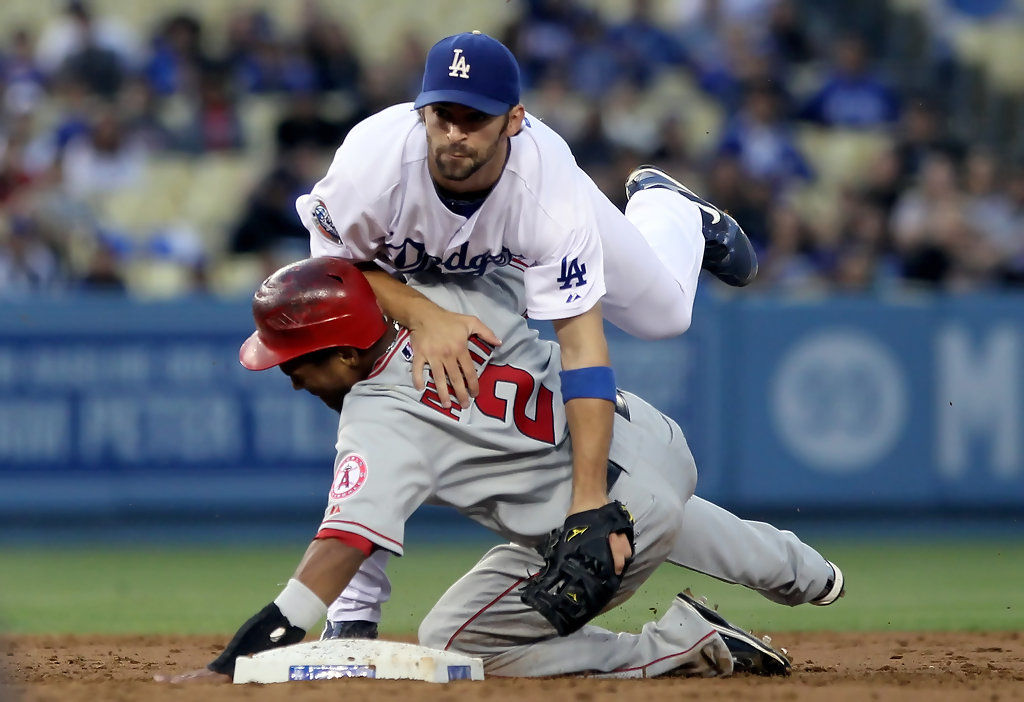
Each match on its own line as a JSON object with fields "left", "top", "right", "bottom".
{"left": 4, "top": 631, "right": 1023, "bottom": 701}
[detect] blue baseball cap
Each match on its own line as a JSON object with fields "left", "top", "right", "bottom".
{"left": 414, "top": 31, "right": 521, "bottom": 116}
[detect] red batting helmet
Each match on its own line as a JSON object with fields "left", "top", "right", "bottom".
{"left": 239, "top": 257, "right": 388, "bottom": 371}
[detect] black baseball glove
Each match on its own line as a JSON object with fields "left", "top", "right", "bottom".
{"left": 520, "top": 500, "right": 635, "bottom": 636}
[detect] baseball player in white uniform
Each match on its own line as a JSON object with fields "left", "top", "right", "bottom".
{"left": 299, "top": 31, "right": 756, "bottom": 410}
{"left": 296, "top": 31, "right": 838, "bottom": 637}
{"left": 158, "top": 257, "right": 797, "bottom": 683}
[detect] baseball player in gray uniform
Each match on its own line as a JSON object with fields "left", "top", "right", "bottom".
{"left": 157, "top": 257, "right": 833, "bottom": 684}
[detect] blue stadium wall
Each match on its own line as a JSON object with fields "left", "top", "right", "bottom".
{"left": 1, "top": 292, "right": 1022, "bottom": 540}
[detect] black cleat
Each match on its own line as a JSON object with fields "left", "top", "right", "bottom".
{"left": 677, "top": 590, "right": 791, "bottom": 676}
{"left": 320, "top": 619, "right": 379, "bottom": 640}
{"left": 625, "top": 165, "right": 758, "bottom": 286}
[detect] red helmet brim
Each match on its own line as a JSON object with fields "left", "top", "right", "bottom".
{"left": 239, "top": 331, "right": 291, "bottom": 371}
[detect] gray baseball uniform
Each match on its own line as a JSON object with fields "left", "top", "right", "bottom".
{"left": 316, "top": 268, "right": 692, "bottom": 554}
{"left": 312, "top": 269, "right": 826, "bottom": 676}
{"left": 326, "top": 263, "right": 834, "bottom": 625}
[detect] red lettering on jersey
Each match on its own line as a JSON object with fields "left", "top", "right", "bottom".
{"left": 476, "top": 363, "right": 556, "bottom": 444}
{"left": 469, "top": 336, "right": 494, "bottom": 355}
{"left": 420, "top": 381, "right": 462, "bottom": 420}
{"left": 330, "top": 454, "right": 368, "bottom": 500}
{"left": 328, "top": 505, "right": 341, "bottom": 516}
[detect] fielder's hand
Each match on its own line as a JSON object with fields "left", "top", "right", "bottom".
{"left": 520, "top": 501, "right": 635, "bottom": 636}
{"left": 408, "top": 307, "right": 501, "bottom": 408}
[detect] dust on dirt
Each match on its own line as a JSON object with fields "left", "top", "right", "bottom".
{"left": 3, "top": 631, "right": 1023, "bottom": 701}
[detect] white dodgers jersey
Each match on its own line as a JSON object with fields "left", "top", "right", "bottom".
{"left": 297, "top": 103, "right": 606, "bottom": 321}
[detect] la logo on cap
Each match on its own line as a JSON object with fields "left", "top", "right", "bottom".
{"left": 415, "top": 30, "right": 519, "bottom": 115}
{"left": 448, "top": 48, "right": 470, "bottom": 78}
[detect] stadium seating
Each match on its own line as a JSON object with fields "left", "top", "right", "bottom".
{"left": 4, "top": 0, "right": 516, "bottom": 62}
{"left": 797, "top": 127, "right": 893, "bottom": 190}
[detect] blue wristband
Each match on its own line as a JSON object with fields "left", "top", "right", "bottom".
{"left": 559, "top": 366, "right": 616, "bottom": 403}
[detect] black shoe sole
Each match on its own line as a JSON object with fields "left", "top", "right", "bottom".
{"left": 677, "top": 590, "right": 791, "bottom": 676}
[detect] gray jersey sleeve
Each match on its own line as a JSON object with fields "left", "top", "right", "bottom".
{"left": 316, "top": 400, "right": 433, "bottom": 556}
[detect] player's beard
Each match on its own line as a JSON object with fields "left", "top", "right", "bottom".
{"left": 430, "top": 116, "right": 509, "bottom": 182}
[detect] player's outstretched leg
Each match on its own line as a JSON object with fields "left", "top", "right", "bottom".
{"left": 676, "top": 590, "right": 791, "bottom": 676}
{"left": 625, "top": 165, "right": 758, "bottom": 287}
{"left": 668, "top": 495, "right": 844, "bottom": 606}
{"left": 418, "top": 543, "right": 732, "bottom": 678}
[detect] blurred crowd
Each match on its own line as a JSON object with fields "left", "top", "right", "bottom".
{"left": 1, "top": 0, "right": 1023, "bottom": 298}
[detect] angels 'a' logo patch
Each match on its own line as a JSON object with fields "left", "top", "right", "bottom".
{"left": 311, "top": 199, "right": 341, "bottom": 244}
{"left": 330, "top": 454, "right": 368, "bottom": 500}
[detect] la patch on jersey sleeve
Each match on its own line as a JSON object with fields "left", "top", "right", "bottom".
{"left": 505, "top": 117, "right": 608, "bottom": 320}
{"left": 523, "top": 240, "right": 606, "bottom": 320}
